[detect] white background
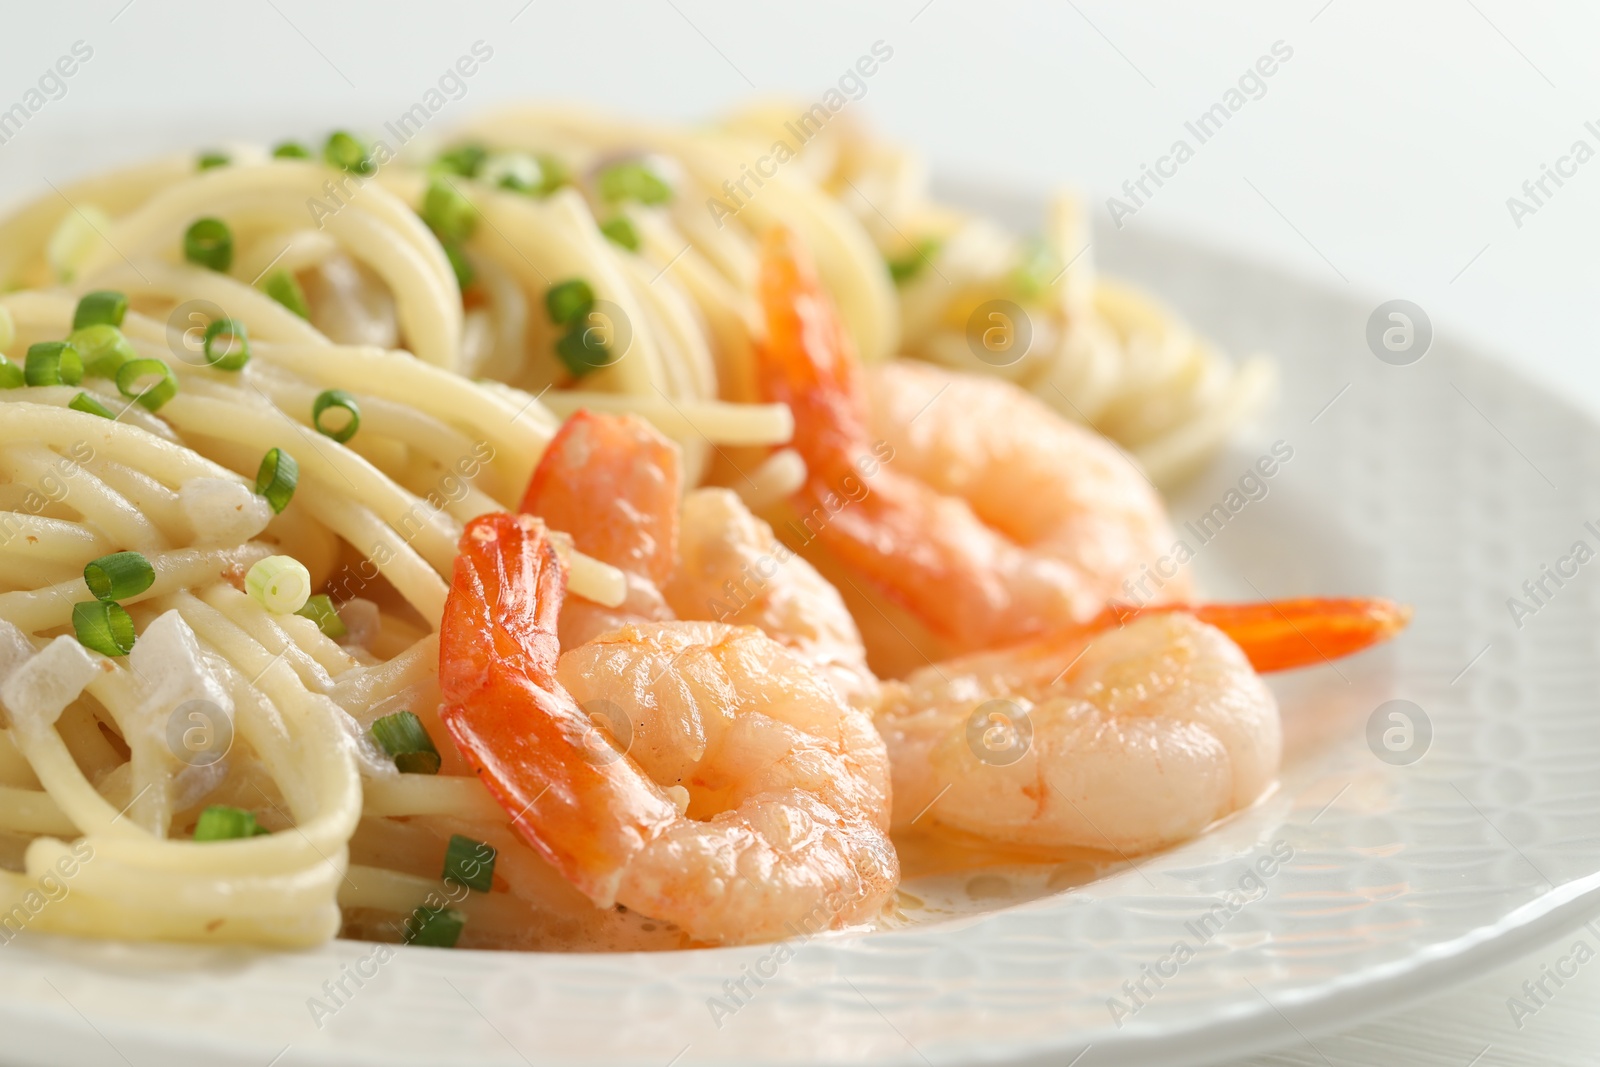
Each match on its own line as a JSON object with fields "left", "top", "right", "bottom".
{"left": 5, "top": 3, "right": 1600, "bottom": 1064}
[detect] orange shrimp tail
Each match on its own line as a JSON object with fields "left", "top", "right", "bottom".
{"left": 520, "top": 409, "right": 682, "bottom": 586}
{"left": 438, "top": 513, "right": 676, "bottom": 902}
{"left": 1100, "top": 597, "right": 1412, "bottom": 673}
{"left": 755, "top": 226, "right": 872, "bottom": 469}
{"left": 439, "top": 513, "right": 565, "bottom": 692}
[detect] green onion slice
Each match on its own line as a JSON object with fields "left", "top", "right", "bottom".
{"left": 272, "top": 141, "right": 312, "bottom": 160}
{"left": 421, "top": 177, "right": 477, "bottom": 243}
{"left": 116, "top": 358, "right": 179, "bottom": 411}
{"left": 25, "top": 341, "right": 83, "bottom": 386}
{"left": 255, "top": 448, "right": 298, "bottom": 513}
{"left": 555, "top": 323, "right": 611, "bottom": 378}
{"left": 483, "top": 152, "right": 539, "bottom": 193}
{"left": 535, "top": 154, "right": 570, "bottom": 195}
{"left": 68, "top": 324, "right": 137, "bottom": 378}
{"left": 442, "top": 241, "right": 474, "bottom": 291}
{"left": 72, "top": 290, "right": 128, "bottom": 329}
{"left": 245, "top": 555, "right": 312, "bottom": 615}
{"left": 72, "top": 600, "right": 135, "bottom": 657}
{"left": 596, "top": 159, "right": 673, "bottom": 204}
{"left": 311, "top": 389, "right": 361, "bottom": 442}
{"left": 432, "top": 143, "right": 487, "bottom": 178}
{"left": 197, "top": 151, "right": 229, "bottom": 171}
{"left": 443, "top": 834, "right": 497, "bottom": 893}
{"left": 84, "top": 551, "right": 155, "bottom": 602}
{"left": 394, "top": 751, "right": 442, "bottom": 775}
{"left": 371, "top": 711, "right": 441, "bottom": 775}
{"left": 262, "top": 269, "right": 310, "bottom": 319}
{"left": 887, "top": 238, "right": 943, "bottom": 285}
{"left": 193, "top": 805, "right": 270, "bottom": 841}
{"left": 68, "top": 391, "right": 115, "bottom": 419}
{"left": 183, "top": 217, "right": 233, "bottom": 272}
{"left": 1012, "top": 237, "right": 1063, "bottom": 300}
{"left": 599, "top": 216, "right": 639, "bottom": 252}
{"left": 0, "top": 355, "right": 22, "bottom": 389}
{"left": 202, "top": 318, "right": 250, "bottom": 371}
{"left": 294, "top": 594, "right": 347, "bottom": 639}
{"left": 404, "top": 905, "right": 465, "bottom": 947}
{"left": 545, "top": 279, "right": 595, "bottom": 326}
{"left": 323, "top": 131, "right": 374, "bottom": 176}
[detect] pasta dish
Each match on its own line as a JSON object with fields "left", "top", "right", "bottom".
{"left": 0, "top": 105, "right": 1405, "bottom": 951}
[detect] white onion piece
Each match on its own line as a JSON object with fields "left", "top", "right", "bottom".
{"left": 0, "top": 636, "right": 100, "bottom": 737}
{"left": 180, "top": 477, "right": 272, "bottom": 547}
{"left": 128, "top": 611, "right": 234, "bottom": 747}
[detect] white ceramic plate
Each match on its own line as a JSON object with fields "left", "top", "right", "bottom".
{"left": 4, "top": 179, "right": 1598, "bottom": 1067}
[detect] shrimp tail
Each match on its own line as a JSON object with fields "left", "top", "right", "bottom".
{"left": 755, "top": 225, "right": 872, "bottom": 468}
{"left": 439, "top": 513, "right": 565, "bottom": 690}
{"left": 1101, "top": 597, "right": 1412, "bottom": 673}
{"left": 439, "top": 513, "right": 677, "bottom": 905}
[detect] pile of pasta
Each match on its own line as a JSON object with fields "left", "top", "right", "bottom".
{"left": 0, "top": 104, "right": 1268, "bottom": 950}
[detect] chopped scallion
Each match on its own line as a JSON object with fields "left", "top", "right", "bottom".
{"left": 202, "top": 318, "right": 250, "bottom": 371}
{"left": 311, "top": 389, "right": 360, "bottom": 443}
{"left": 245, "top": 555, "right": 312, "bottom": 614}
{"left": 555, "top": 323, "right": 610, "bottom": 378}
{"left": 596, "top": 159, "right": 673, "bottom": 205}
{"left": 442, "top": 241, "right": 474, "bottom": 291}
{"left": 483, "top": 152, "right": 539, "bottom": 193}
{"left": 84, "top": 551, "right": 155, "bottom": 602}
{"left": 323, "top": 131, "right": 374, "bottom": 176}
{"left": 432, "top": 143, "right": 487, "bottom": 178}
{"left": 193, "top": 805, "right": 270, "bottom": 841}
{"left": 887, "top": 238, "right": 943, "bottom": 285}
{"left": 1012, "top": 237, "right": 1063, "bottom": 300}
{"left": 271, "top": 141, "right": 312, "bottom": 160}
{"left": 69, "top": 324, "right": 137, "bottom": 378}
{"left": 183, "top": 217, "right": 233, "bottom": 272}
{"left": 404, "top": 905, "right": 464, "bottom": 947}
{"left": 534, "top": 154, "right": 570, "bottom": 195}
{"left": 116, "top": 358, "right": 178, "bottom": 411}
{"left": 599, "top": 216, "right": 639, "bottom": 252}
{"left": 545, "top": 279, "right": 595, "bottom": 326}
{"left": 25, "top": 341, "right": 83, "bottom": 386}
{"left": 262, "top": 269, "right": 310, "bottom": 319}
{"left": 421, "top": 177, "right": 477, "bottom": 243}
{"left": 0, "top": 355, "right": 22, "bottom": 389}
{"left": 371, "top": 711, "right": 441, "bottom": 775}
{"left": 68, "top": 391, "right": 115, "bottom": 419}
{"left": 72, "top": 600, "right": 135, "bottom": 657}
{"left": 197, "top": 151, "right": 230, "bottom": 171}
{"left": 255, "top": 448, "right": 298, "bottom": 513}
{"left": 72, "top": 289, "right": 127, "bottom": 329}
{"left": 295, "top": 594, "right": 346, "bottom": 639}
{"left": 442, "top": 834, "right": 496, "bottom": 893}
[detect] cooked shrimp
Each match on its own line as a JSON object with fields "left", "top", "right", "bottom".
{"left": 523, "top": 408, "right": 877, "bottom": 706}
{"left": 439, "top": 513, "right": 897, "bottom": 944}
{"left": 879, "top": 610, "right": 1277, "bottom": 853}
{"left": 878, "top": 596, "right": 1409, "bottom": 852}
{"left": 664, "top": 488, "right": 880, "bottom": 710}
{"left": 754, "top": 226, "right": 1189, "bottom": 676}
